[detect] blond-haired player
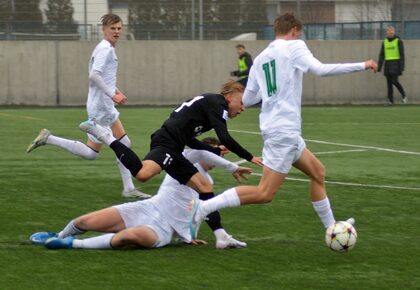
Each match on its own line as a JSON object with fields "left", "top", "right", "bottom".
{"left": 26, "top": 14, "right": 150, "bottom": 199}
{"left": 79, "top": 80, "right": 263, "bottom": 198}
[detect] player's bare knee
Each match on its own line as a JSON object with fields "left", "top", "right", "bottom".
{"left": 261, "top": 192, "right": 276, "bottom": 203}
{"left": 74, "top": 216, "right": 89, "bottom": 230}
{"left": 311, "top": 164, "right": 326, "bottom": 184}
{"left": 254, "top": 190, "right": 275, "bottom": 204}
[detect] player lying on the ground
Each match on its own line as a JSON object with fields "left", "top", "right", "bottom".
{"left": 79, "top": 80, "right": 263, "bottom": 202}
{"left": 30, "top": 139, "right": 251, "bottom": 250}
{"left": 188, "top": 13, "right": 376, "bottom": 239}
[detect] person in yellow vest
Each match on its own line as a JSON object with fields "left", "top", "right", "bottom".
{"left": 378, "top": 26, "right": 406, "bottom": 104}
{"left": 230, "top": 44, "right": 253, "bottom": 87}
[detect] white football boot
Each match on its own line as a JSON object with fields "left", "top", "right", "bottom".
{"left": 27, "top": 129, "right": 50, "bottom": 153}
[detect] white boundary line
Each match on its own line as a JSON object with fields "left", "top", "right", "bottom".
{"left": 0, "top": 112, "right": 45, "bottom": 121}
{"left": 230, "top": 129, "right": 420, "bottom": 156}
{"left": 313, "top": 149, "right": 368, "bottom": 155}
{"left": 250, "top": 173, "right": 420, "bottom": 191}
{"left": 234, "top": 160, "right": 420, "bottom": 191}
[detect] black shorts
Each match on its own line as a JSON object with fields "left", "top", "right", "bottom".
{"left": 143, "top": 131, "right": 198, "bottom": 185}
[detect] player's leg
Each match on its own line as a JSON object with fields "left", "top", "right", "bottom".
{"left": 46, "top": 226, "right": 159, "bottom": 250}
{"left": 189, "top": 169, "right": 285, "bottom": 239}
{"left": 27, "top": 128, "right": 99, "bottom": 159}
{"left": 293, "top": 148, "right": 335, "bottom": 228}
{"left": 186, "top": 172, "right": 214, "bottom": 193}
{"left": 32, "top": 207, "right": 124, "bottom": 245}
{"left": 110, "top": 226, "right": 159, "bottom": 249}
{"left": 111, "top": 119, "right": 151, "bottom": 198}
{"left": 199, "top": 166, "right": 285, "bottom": 211}
{"left": 57, "top": 207, "right": 126, "bottom": 238}
{"left": 197, "top": 192, "right": 245, "bottom": 248}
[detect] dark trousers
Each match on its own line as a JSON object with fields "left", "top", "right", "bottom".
{"left": 386, "top": 75, "right": 405, "bottom": 104}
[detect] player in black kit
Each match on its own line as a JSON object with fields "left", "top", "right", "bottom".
{"left": 80, "top": 80, "right": 263, "bottom": 195}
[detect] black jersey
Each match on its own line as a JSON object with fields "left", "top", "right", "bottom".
{"left": 155, "top": 93, "right": 253, "bottom": 161}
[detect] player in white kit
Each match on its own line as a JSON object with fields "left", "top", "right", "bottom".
{"left": 26, "top": 14, "right": 150, "bottom": 199}
{"left": 30, "top": 139, "right": 251, "bottom": 250}
{"left": 189, "top": 13, "right": 378, "bottom": 238}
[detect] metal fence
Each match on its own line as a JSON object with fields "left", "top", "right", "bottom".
{"left": 302, "top": 21, "right": 420, "bottom": 40}
{"left": 2, "top": 20, "right": 420, "bottom": 41}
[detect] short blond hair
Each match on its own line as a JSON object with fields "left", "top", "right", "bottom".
{"left": 220, "top": 80, "right": 244, "bottom": 96}
{"left": 101, "top": 14, "right": 122, "bottom": 26}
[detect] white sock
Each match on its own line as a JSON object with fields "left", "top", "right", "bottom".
{"left": 47, "top": 135, "right": 98, "bottom": 160}
{"left": 201, "top": 188, "right": 240, "bottom": 217}
{"left": 72, "top": 233, "right": 115, "bottom": 249}
{"left": 58, "top": 220, "right": 86, "bottom": 238}
{"left": 214, "top": 228, "right": 229, "bottom": 241}
{"left": 118, "top": 135, "right": 135, "bottom": 192}
{"left": 312, "top": 197, "right": 336, "bottom": 228}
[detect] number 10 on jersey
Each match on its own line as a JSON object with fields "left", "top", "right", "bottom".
{"left": 262, "top": 60, "right": 277, "bottom": 97}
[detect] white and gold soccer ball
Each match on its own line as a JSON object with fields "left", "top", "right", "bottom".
{"left": 325, "top": 221, "right": 357, "bottom": 253}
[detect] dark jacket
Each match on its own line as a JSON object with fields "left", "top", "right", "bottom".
{"left": 378, "top": 36, "right": 405, "bottom": 76}
{"left": 231, "top": 52, "right": 253, "bottom": 78}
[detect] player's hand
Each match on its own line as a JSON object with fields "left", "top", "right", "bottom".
{"left": 218, "top": 145, "right": 230, "bottom": 156}
{"left": 250, "top": 156, "right": 263, "bottom": 167}
{"left": 191, "top": 239, "right": 208, "bottom": 245}
{"left": 232, "top": 166, "right": 252, "bottom": 183}
{"left": 364, "top": 60, "right": 378, "bottom": 73}
{"left": 112, "top": 92, "right": 127, "bottom": 105}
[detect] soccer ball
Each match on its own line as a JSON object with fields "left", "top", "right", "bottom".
{"left": 325, "top": 221, "right": 357, "bottom": 253}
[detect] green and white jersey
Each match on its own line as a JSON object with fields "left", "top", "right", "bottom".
{"left": 244, "top": 39, "right": 365, "bottom": 136}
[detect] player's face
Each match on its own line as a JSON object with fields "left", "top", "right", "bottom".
{"left": 227, "top": 92, "right": 245, "bottom": 118}
{"left": 103, "top": 21, "right": 123, "bottom": 46}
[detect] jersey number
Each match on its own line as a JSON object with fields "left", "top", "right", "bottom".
{"left": 175, "top": 96, "right": 204, "bottom": 112}
{"left": 262, "top": 60, "right": 277, "bottom": 97}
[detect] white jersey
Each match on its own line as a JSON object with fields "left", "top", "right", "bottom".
{"left": 149, "top": 149, "right": 238, "bottom": 242}
{"left": 244, "top": 39, "right": 365, "bottom": 136}
{"left": 86, "top": 39, "right": 119, "bottom": 126}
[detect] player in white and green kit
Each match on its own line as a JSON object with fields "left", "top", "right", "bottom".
{"left": 30, "top": 138, "right": 250, "bottom": 250}
{"left": 26, "top": 14, "right": 150, "bottom": 199}
{"left": 189, "top": 13, "right": 377, "bottom": 239}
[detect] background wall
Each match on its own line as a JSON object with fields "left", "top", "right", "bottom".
{"left": 1, "top": 40, "right": 419, "bottom": 106}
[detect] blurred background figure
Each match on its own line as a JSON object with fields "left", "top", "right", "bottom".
{"left": 378, "top": 26, "right": 406, "bottom": 105}
{"left": 230, "top": 44, "right": 253, "bottom": 87}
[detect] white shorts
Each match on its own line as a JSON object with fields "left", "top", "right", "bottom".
{"left": 113, "top": 200, "right": 174, "bottom": 248}
{"left": 262, "top": 132, "right": 306, "bottom": 174}
{"left": 86, "top": 125, "right": 112, "bottom": 144}
{"left": 86, "top": 100, "right": 119, "bottom": 144}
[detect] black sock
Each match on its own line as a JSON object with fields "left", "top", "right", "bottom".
{"left": 200, "top": 192, "right": 223, "bottom": 231}
{"left": 110, "top": 140, "right": 143, "bottom": 177}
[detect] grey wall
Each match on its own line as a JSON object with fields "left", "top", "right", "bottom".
{"left": 1, "top": 40, "right": 419, "bottom": 106}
